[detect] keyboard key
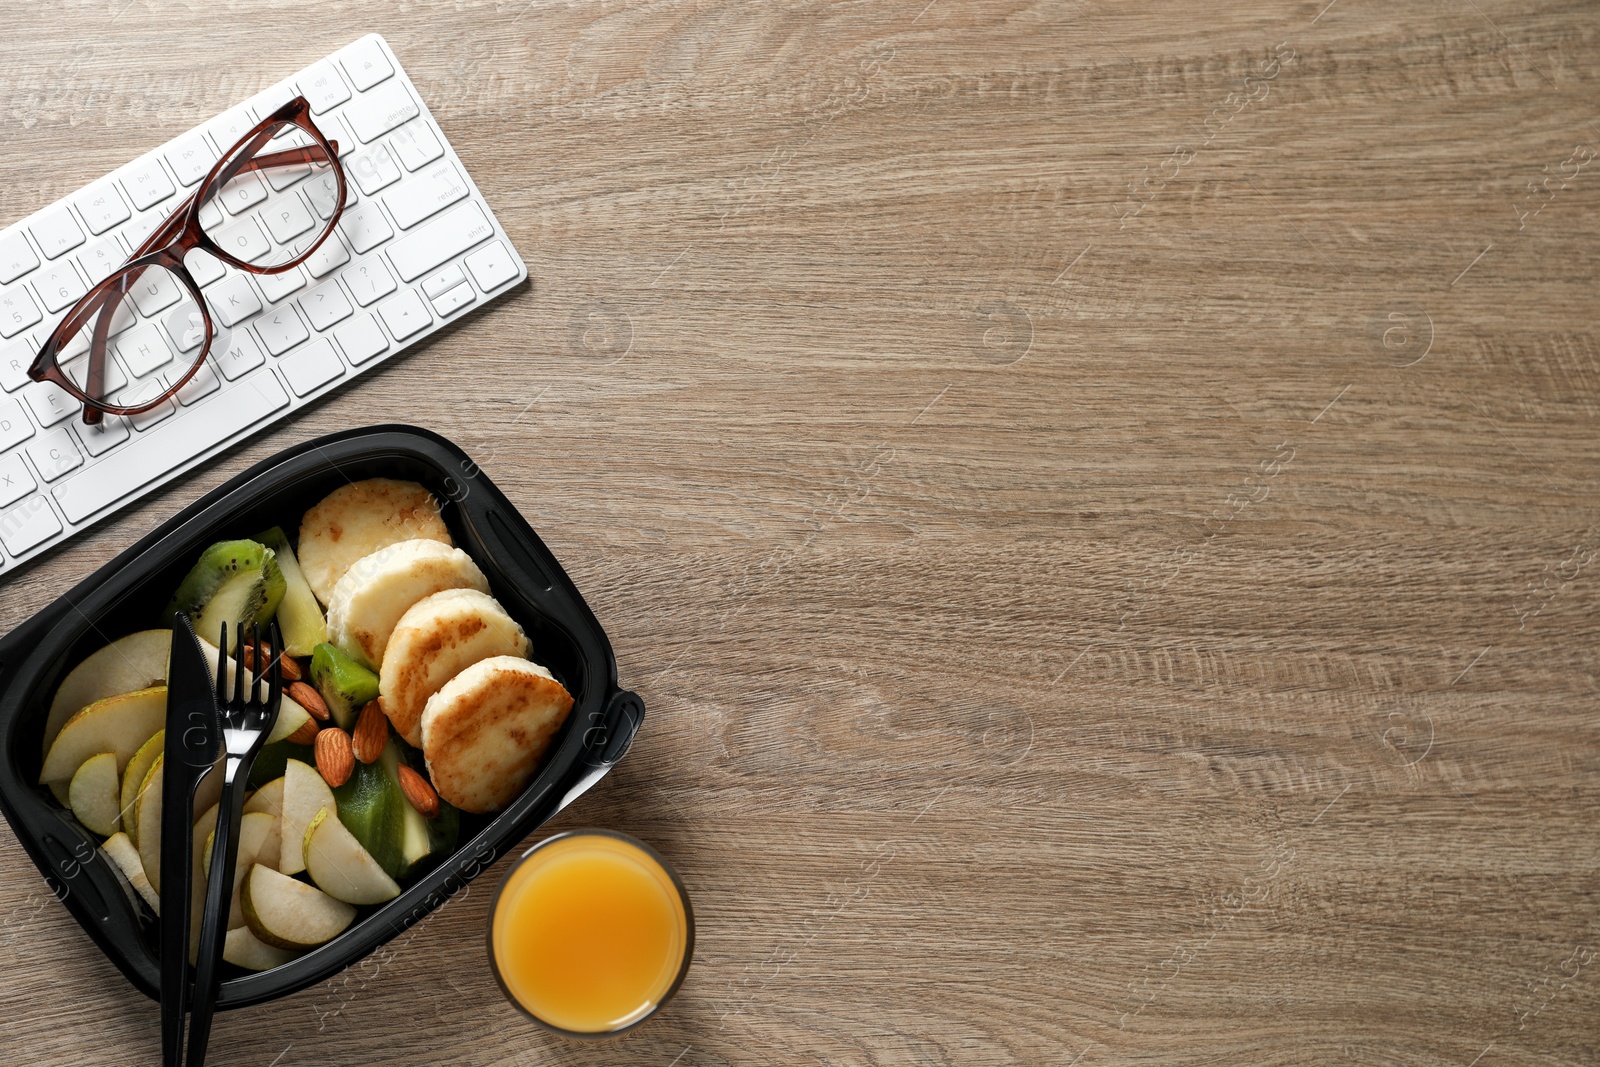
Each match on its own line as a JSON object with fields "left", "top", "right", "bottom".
{"left": 26, "top": 428, "right": 83, "bottom": 481}
{"left": 214, "top": 172, "right": 268, "bottom": 216}
{"left": 334, "top": 312, "right": 388, "bottom": 365}
{"left": 0, "top": 451, "right": 35, "bottom": 508}
{"left": 429, "top": 282, "right": 475, "bottom": 318}
{"left": 73, "top": 185, "right": 132, "bottom": 236}
{"left": 206, "top": 275, "right": 262, "bottom": 327}
{"left": 75, "top": 413, "right": 129, "bottom": 456}
{"left": 115, "top": 323, "right": 175, "bottom": 378}
{"left": 344, "top": 81, "right": 417, "bottom": 143}
{"left": 257, "top": 265, "right": 306, "bottom": 304}
{"left": 35, "top": 262, "right": 87, "bottom": 313}
{"left": 305, "top": 235, "right": 350, "bottom": 279}
{"left": 378, "top": 289, "right": 430, "bottom": 341}
{"left": 390, "top": 121, "right": 443, "bottom": 172}
{"left": 185, "top": 249, "right": 226, "bottom": 288}
{"left": 252, "top": 83, "right": 297, "bottom": 119}
{"left": 128, "top": 266, "right": 183, "bottom": 317}
{"left": 349, "top": 144, "right": 401, "bottom": 195}
{"left": 263, "top": 193, "right": 317, "bottom": 244}
{"left": 339, "top": 201, "right": 392, "bottom": 254}
{"left": 122, "top": 161, "right": 176, "bottom": 211}
{"left": 165, "top": 134, "right": 218, "bottom": 187}
{"left": 0, "top": 495, "right": 62, "bottom": 555}
{"left": 60, "top": 350, "right": 128, "bottom": 396}
{"left": 0, "top": 232, "right": 40, "bottom": 285}
{"left": 214, "top": 217, "right": 271, "bottom": 264}
{"left": 464, "top": 241, "right": 518, "bottom": 294}
{"left": 342, "top": 38, "right": 394, "bottom": 91}
{"left": 301, "top": 280, "right": 353, "bottom": 331}
{"left": 256, "top": 306, "right": 309, "bottom": 354}
{"left": 344, "top": 256, "right": 396, "bottom": 306}
{"left": 1, "top": 339, "right": 33, "bottom": 392}
{"left": 29, "top": 209, "right": 86, "bottom": 261}
{"left": 300, "top": 61, "right": 352, "bottom": 113}
{"left": 176, "top": 361, "right": 220, "bottom": 405}
{"left": 164, "top": 301, "right": 209, "bottom": 353}
{"left": 54, "top": 372, "right": 288, "bottom": 523}
{"left": 122, "top": 205, "right": 177, "bottom": 250}
{"left": 78, "top": 237, "right": 127, "bottom": 285}
{"left": 388, "top": 202, "right": 492, "bottom": 282}
{"left": 0, "top": 287, "right": 42, "bottom": 339}
{"left": 208, "top": 105, "right": 256, "bottom": 152}
{"left": 280, "top": 337, "right": 344, "bottom": 396}
{"left": 0, "top": 397, "right": 33, "bottom": 450}
{"left": 384, "top": 161, "right": 467, "bottom": 229}
{"left": 208, "top": 339, "right": 264, "bottom": 390}
{"left": 421, "top": 264, "right": 465, "bottom": 300}
{"left": 316, "top": 114, "right": 356, "bottom": 159}
{"left": 306, "top": 171, "right": 353, "bottom": 222}
{"left": 24, "top": 380, "right": 79, "bottom": 427}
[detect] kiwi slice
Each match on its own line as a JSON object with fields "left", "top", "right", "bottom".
{"left": 166, "top": 539, "right": 287, "bottom": 645}
{"left": 331, "top": 753, "right": 407, "bottom": 879}
{"left": 309, "top": 642, "right": 379, "bottom": 729}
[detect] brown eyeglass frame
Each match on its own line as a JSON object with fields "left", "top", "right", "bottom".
{"left": 28, "top": 96, "right": 347, "bottom": 425}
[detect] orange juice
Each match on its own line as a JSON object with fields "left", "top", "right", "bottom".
{"left": 490, "top": 831, "right": 692, "bottom": 1035}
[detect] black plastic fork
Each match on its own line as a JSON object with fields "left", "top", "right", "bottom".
{"left": 185, "top": 621, "right": 283, "bottom": 1067}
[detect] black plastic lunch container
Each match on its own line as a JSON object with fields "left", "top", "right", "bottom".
{"left": 0, "top": 425, "right": 643, "bottom": 1008}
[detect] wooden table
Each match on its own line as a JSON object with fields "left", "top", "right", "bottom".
{"left": 3, "top": 1, "right": 1598, "bottom": 1063}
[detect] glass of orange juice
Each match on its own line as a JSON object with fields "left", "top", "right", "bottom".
{"left": 488, "top": 830, "right": 694, "bottom": 1037}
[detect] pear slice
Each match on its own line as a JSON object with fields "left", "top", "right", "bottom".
{"left": 119, "top": 730, "right": 164, "bottom": 849}
{"left": 135, "top": 757, "right": 165, "bottom": 895}
{"left": 44, "top": 629, "right": 171, "bottom": 756}
{"left": 188, "top": 804, "right": 218, "bottom": 964}
{"left": 278, "top": 759, "right": 334, "bottom": 876}
{"left": 244, "top": 776, "right": 285, "bottom": 821}
{"left": 224, "top": 924, "right": 298, "bottom": 971}
{"left": 40, "top": 687, "right": 166, "bottom": 784}
{"left": 193, "top": 638, "right": 312, "bottom": 745}
{"left": 240, "top": 864, "right": 356, "bottom": 950}
{"left": 101, "top": 831, "right": 159, "bottom": 913}
{"left": 201, "top": 810, "right": 280, "bottom": 928}
{"left": 303, "top": 808, "right": 401, "bottom": 905}
{"left": 69, "top": 751, "right": 121, "bottom": 836}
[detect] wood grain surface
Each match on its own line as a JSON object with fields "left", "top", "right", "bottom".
{"left": 2, "top": 1, "right": 1599, "bottom": 1064}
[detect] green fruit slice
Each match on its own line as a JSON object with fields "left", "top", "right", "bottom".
{"left": 167, "top": 539, "right": 286, "bottom": 647}
{"left": 331, "top": 753, "right": 405, "bottom": 878}
{"left": 257, "top": 527, "right": 328, "bottom": 657}
{"left": 119, "top": 730, "right": 164, "bottom": 848}
{"left": 309, "top": 643, "right": 379, "bottom": 729}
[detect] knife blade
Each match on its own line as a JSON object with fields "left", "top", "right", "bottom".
{"left": 160, "top": 614, "right": 221, "bottom": 1067}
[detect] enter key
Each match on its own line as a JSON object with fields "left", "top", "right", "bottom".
{"left": 382, "top": 160, "right": 467, "bottom": 229}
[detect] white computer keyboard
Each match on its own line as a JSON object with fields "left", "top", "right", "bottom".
{"left": 0, "top": 34, "right": 527, "bottom": 574}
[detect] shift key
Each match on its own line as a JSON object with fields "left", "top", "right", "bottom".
{"left": 387, "top": 202, "right": 493, "bottom": 281}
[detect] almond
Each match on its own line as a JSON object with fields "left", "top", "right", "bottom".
{"left": 285, "top": 716, "right": 320, "bottom": 746}
{"left": 242, "top": 643, "right": 304, "bottom": 682}
{"left": 289, "top": 681, "right": 330, "bottom": 721}
{"left": 396, "top": 764, "right": 440, "bottom": 819}
{"left": 314, "top": 727, "right": 354, "bottom": 787}
{"left": 351, "top": 701, "right": 387, "bottom": 764}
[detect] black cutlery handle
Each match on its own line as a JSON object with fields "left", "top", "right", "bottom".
{"left": 185, "top": 764, "right": 248, "bottom": 1067}
{"left": 160, "top": 772, "right": 203, "bottom": 1067}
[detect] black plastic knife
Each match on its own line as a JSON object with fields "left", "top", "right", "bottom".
{"left": 160, "top": 615, "right": 221, "bottom": 1067}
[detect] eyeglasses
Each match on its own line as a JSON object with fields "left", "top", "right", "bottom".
{"left": 28, "top": 96, "right": 347, "bottom": 426}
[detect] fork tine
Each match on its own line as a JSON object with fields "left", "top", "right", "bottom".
{"left": 233, "top": 621, "right": 247, "bottom": 707}
{"left": 216, "top": 621, "right": 229, "bottom": 705}
{"left": 248, "top": 621, "right": 261, "bottom": 704}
